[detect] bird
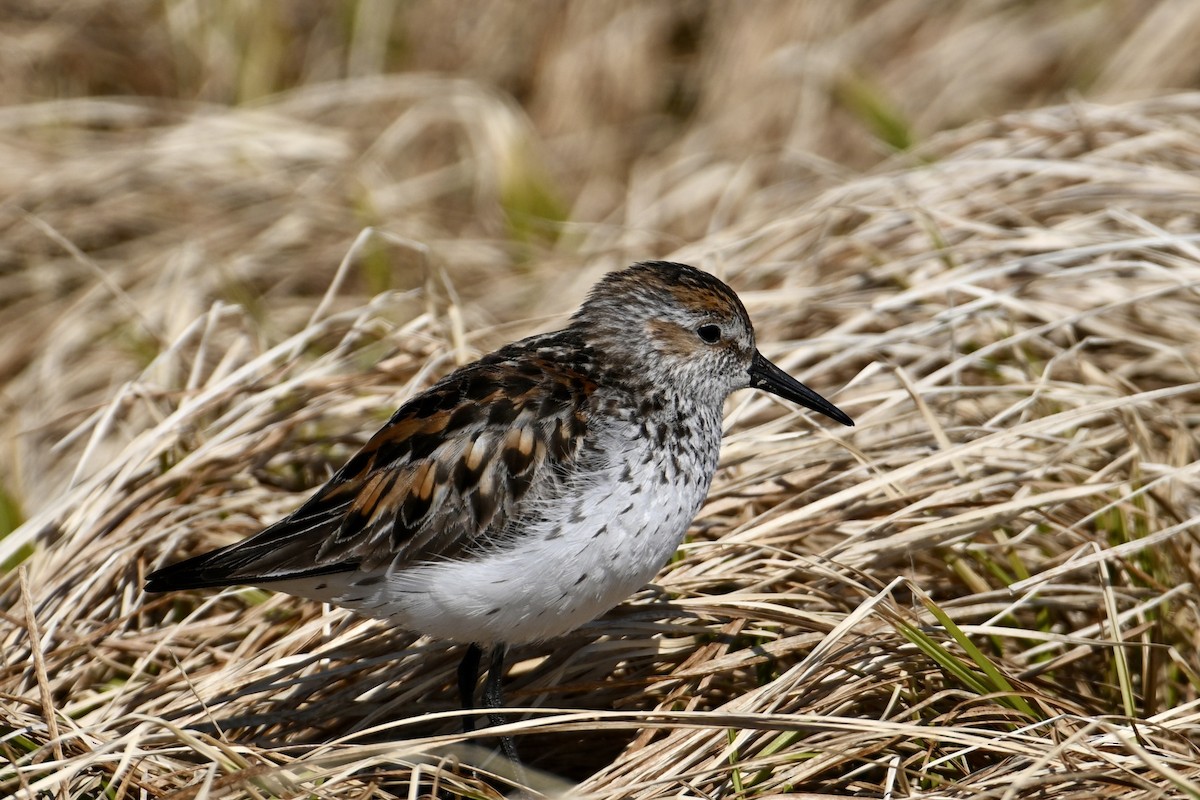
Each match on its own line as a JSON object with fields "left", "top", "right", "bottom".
{"left": 144, "top": 260, "right": 854, "bottom": 764}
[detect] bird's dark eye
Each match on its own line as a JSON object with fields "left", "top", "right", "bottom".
{"left": 697, "top": 324, "right": 722, "bottom": 344}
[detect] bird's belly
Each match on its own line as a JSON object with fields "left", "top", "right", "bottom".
{"left": 337, "top": 455, "right": 710, "bottom": 644}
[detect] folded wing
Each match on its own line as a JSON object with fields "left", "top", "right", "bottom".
{"left": 144, "top": 336, "right": 595, "bottom": 592}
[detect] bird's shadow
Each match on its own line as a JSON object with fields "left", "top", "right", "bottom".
{"left": 165, "top": 599, "right": 725, "bottom": 781}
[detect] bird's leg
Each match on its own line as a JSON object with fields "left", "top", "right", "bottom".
{"left": 457, "top": 643, "right": 483, "bottom": 733}
{"left": 484, "top": 643, "right": 521, "bottom": 765}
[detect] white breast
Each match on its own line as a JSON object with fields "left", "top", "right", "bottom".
{"left": 341, "top": 410, "right": 720, "bottom": 645}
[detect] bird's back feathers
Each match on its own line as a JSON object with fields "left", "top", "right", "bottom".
{"left": 144, "top": 330, "right": 598, "bottom": 593}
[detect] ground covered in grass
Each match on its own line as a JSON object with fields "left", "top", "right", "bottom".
{"left": 2, "top": 4, "right": 1200, "bottom": 798}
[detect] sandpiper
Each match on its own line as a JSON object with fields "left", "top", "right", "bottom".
{"left": 145, "top": 260, "right": 854, "bottom": 763}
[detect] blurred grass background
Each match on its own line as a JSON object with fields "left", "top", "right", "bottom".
{"left": 3, "top": 3, "right": 1200, "bottom": 798}
{"left": 6, "top": 0, "right": 1199, "bottom": 520}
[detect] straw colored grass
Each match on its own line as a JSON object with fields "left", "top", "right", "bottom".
{"left": 3, "top": 90, "right": 1199, "bottom": 798}
{"left": 3, "top": 3, "right": 1200, "bottom": 798}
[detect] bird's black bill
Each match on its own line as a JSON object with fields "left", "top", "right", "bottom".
{"left": 748, "top": 351, "right": 854, "bottom": 426}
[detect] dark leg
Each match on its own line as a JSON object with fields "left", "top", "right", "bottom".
{"left": 484, "top": 643, "right": 521, "bottom": 765}
{"left": 457, "top": 643, "right": 483, "bottom": 733}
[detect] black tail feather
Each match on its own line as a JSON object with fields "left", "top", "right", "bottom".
{"left": 144, "top": 540, "right": 237, "bottom": 592}
{"left": 144, "top": 490, "right": 359, "bottom": 594}
{"left": 141, "top": 520, "right": 355, "bottom": 594}
{"left": 144, "top": 539, "right": 354, "bottom": 593}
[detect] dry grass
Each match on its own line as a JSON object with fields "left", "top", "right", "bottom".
{"left": 3, "top": 3, "right": 1200, "bottom": 799}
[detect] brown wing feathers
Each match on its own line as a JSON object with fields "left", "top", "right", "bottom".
{"left": 144, "top": 335, "right": 595, "bottom": 592}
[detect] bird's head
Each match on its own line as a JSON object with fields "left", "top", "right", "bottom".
{"left": 573, "top": 261, "right": 853, "bottom": 425}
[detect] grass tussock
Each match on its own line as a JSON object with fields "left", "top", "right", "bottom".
{"left": 2, "top": 3, "right": 1200, "bottom": 798}
{"left": 2, "top": 92, "right": 1199, "bottom": 798}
